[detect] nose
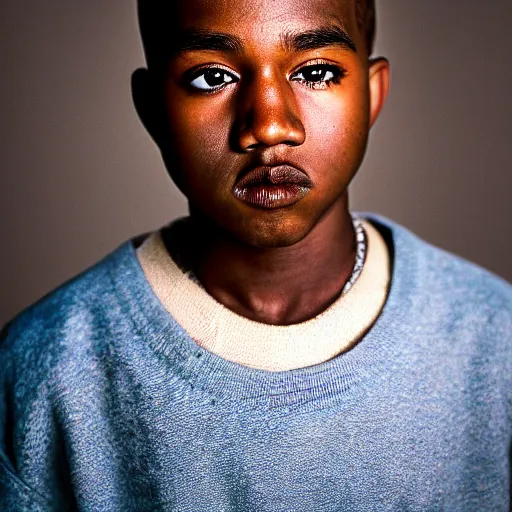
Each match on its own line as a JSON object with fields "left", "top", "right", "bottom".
{"left": 235, "top": 70, "right": 306, "bottom": 151}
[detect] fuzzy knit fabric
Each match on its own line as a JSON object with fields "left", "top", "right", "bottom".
{"left": 0, "top": 212, "right": 511, "bottom": 511}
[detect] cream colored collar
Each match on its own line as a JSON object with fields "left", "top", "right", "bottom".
{"left": 136, "top": 219, "right": 390, "bottom": 371}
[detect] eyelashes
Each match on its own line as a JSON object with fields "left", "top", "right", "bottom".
{"left": 186, "top": 61, "right": 346, "bottom": 94}
{"left": 189, "top": 66, "right": 237, "bottom": 91}
{"left": 289, "top": 63, "right": 344, "bottom": 90}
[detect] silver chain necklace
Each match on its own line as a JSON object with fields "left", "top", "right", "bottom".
{"left": 340, "top": 214, "right": 367, "bottom": 296}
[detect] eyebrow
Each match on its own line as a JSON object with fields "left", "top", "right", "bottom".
{"left": 172, "top": 25, "right": 357, "bottom": 56}
{"left": 172, "top": 29, "right": 244, "bottom": 56}
{"left": 281, "top": 26, "right": 357, "bottom": 54}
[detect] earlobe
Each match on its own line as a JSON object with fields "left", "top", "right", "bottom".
{"left": 368, "top": 57, "right": 390, "bottom": 128}
{"left": 131, "top": 68, "right": 167, "bottom": 148}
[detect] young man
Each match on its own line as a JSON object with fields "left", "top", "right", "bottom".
{"left": 1, "top": 0, "right": 510, "bottom": 510}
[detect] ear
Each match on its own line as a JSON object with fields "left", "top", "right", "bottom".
{"left": 368, "top": 57, "right": 390, "bottom": 128}
{"left": 131, "top": 68, "right": 168, "bottom": 148}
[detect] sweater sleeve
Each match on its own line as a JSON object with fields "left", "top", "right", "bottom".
{"left": 0, "top": 320, "right": 54, "bottom": 511}
{"left": 0, "top": 454, "right": 52, "bottom": 512}
{"left": 0, "top": 320, "right": 74, "bottom": 511}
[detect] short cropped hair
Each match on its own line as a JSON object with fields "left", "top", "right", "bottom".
{"left": 138, "top": 0, "right": 376, "bottom": 68}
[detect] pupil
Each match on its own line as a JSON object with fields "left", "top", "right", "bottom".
{"left": 307, "top": 68, "right": 323, "bottom": 82}
{"left": 204, "top": 70, "right": 226, "bottom": 87}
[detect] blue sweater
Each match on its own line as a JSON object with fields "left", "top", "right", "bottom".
{"left": 0, "top": 213, "right": 511, "bottom": 511}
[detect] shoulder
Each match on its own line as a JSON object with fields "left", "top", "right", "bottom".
{"left": 361, "top": 212, "right": 512, "bottom": 405}
{"left": 0, "top": 240, "right": 137, "bottom": 508}
{"left": 362, "top": 212, "right": 512, "bottom": 347}
{"left": 0, "top": 240, "right": 135, "bottom": 391}
{"left": 362, "top": 212, "right": 512, "bottom": 305}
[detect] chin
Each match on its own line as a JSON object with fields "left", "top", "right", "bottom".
{"left": 241, "top": 231, "right": 307, "bottom": 249}
{"left": 228, "top": 212, "right": 315, "bottom": 249}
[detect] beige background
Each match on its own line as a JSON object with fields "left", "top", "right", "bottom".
{"left": 1, "top": 1, "right": 511, "bottom": 327}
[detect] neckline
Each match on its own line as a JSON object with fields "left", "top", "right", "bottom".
{"left": 106, "top": 213, "right": 419, "bottom": 410}
{"left": 160, "top": 212, "right": 368, "bottom": 299}
{"left": 135, "top": 218, "right": 390, "bottom": 372}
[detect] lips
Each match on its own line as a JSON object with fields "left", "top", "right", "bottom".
{"left": 233, "top": 165, "right": 313, "bottom": 209}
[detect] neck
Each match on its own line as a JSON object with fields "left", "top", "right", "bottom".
{"left": 164, "top": 195, "right": 356, "bottom": 325}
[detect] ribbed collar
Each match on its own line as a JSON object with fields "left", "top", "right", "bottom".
{"left": 135, "top": 218, "right": 389, "bottom": 371}
{"left": 107, "top": 213, "right": 419, "bottom": 410}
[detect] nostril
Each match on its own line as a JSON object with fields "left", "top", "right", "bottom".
{"left": 246, "top": 141, "right": 264, "bottom": 151}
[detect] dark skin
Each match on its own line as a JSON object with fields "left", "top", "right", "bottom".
{"left": 133, "top": 0, "right": 389, "bottom": 325}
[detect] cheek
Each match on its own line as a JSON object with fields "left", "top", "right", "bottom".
{"left": 163, "top": 92, "right": 232, "bottom": 176}
{"left": 299, "top": 78, "right": 370, "bottom": 175}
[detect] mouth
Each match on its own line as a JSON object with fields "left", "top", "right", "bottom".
{"left": 233, "top": 165, "right": 313, "bottom": 209}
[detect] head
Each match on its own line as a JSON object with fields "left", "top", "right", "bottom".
{"left": 133, "top": 0, "right": 389, "bottom": 247}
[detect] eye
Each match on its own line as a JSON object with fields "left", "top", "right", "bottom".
{"left": 290, "top": 63, "right": 344, "bottom": 90}
{"left": 189, "top": 67, "right": 239, "bottom": 92}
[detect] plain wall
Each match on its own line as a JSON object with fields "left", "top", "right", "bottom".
{"left": 1, "top": 1, "right": 511, "bottom": 326}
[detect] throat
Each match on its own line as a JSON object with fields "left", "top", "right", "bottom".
{"left": 211, "top": 262, "right": 357, "bottom": 325}
{"left": 161, "top": 212, "right": 365, "bottom": 326}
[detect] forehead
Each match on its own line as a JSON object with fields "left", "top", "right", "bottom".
{"left": 168, "top": 0, "right": 358, "bottom": 39}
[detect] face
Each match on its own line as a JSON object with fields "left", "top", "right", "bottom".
{"left": 136, "top": 0, "right": 388, "bottom": 248}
